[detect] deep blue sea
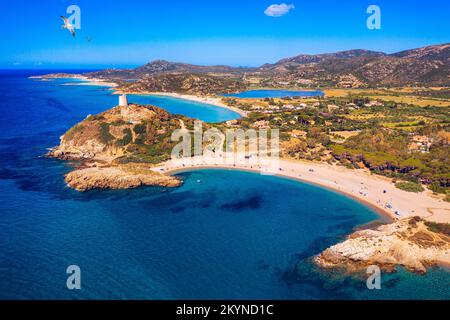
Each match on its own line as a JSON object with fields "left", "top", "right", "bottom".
{"left": 0, "top": 70, "right": 449, "bottom": 300}
{"left": 224, "top": 89, "right": 324, "bottom": 99}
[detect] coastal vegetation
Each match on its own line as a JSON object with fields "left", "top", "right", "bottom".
{"left": 219, "top": 93, "right": 449, "bottom": 196}
{"left": 425, "top": 221, "right": 450, "bottom": 237}
{"left": 117, "top": 73, "right": 247, "bottom": 95}
{"left": 395, "top": 181, "right": 425, "bottom": 193}
{"left": 425, "top": 221, "right": 450, "bottom": 236}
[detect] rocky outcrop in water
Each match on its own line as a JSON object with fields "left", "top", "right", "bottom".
{"left": 315, "top": 217, "right": 450, "bottom": 274}
{"left": 64, "top": 163, "right": 180, "bottom": 192}
{"left": 48, "top": 104, "right": 193, "bottom": 191}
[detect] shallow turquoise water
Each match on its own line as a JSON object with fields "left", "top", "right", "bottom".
{"left": 0, "top": 70, "right": 449, "bottom": 300}
{"left": 130, "top": 94, "right": 241, "bottom": 123}
{"left": 224, "top": 89, "right": 324, "bottom": 98}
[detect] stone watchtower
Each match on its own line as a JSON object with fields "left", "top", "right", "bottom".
{"left": 119, "top": 94, "right": 128, "bottom": 107}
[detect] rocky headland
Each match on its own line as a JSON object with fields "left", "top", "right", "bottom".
{"left": 63, "top": 163, "right": 180, "bottom": 192}
{"left": 315, "top": 217, "right": 450, "bottom": 274}
{"left": 47, "top": 103, "right": 195, "bottom": 191}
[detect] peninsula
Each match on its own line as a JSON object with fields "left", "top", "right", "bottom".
{"left": 47, "top": 103, "right": 190, "bottom": 191}
{"left": 315, "top": 217, "right": 450, "bottom": 274}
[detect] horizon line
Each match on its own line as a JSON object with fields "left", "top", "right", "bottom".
{"left": 3, "top": 41, "right": 449, "bottom": 70}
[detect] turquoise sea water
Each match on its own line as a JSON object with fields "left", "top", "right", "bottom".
{"left": 59, "top": 79, "right": 241, "bottom": 123}
{"left": 0, "top": 70, "right": 449, "bottom": 300}
{"left": 129, "top": 94, "right": 241, "bottom": 123}
{"left": 224, "top": 89, "right": 324, "bottom": 99}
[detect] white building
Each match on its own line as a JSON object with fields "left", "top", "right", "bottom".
{"left": 119, "top": 94, "right": 128, "bottom": 107}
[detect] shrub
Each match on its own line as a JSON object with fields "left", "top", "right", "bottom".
{"left": 429, "top": 182, "right": 448, "bottom": 194}
{"left": 395, "top": 181, "right": 425, "bottom": 193}
{"left": 133, "top": 124, "right": 147, "bottom": 135}
{"left": 425, "top": 221, "right": 450, "bottom": 236}
{"left": 111, "top": 120, "right": 127, "bottom": 126}
{"left": 116, "top": 128, "right": 133, "bottom": 146}
{"left": 99, "top": 123, "right": 114, "bottom": 144}
{"left": 64, "top": 124, "right": 84, "bottom": 141}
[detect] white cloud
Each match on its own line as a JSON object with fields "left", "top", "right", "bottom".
{"left": 264, "top": 3, "right": 295, "bottom": 17}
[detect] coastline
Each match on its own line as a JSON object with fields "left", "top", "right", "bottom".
{"left": 29, "top": 73, "right": 450, "bottom": 224}
{"left": 32, "top": 72, "right": 450, "bottom": 275}
{"left": 167, "top": 165, "right": 393, "bottom": 222}
{"left": 61, "top": 76, "right": 119, "bottom": 88}
{"left": 164, "top": 160, "right": 450, "bottom": 272}
{"left": 153, "top": 158, "right": 450, "bottom": 224}
{"left": 36, "top": 73, "right": 247, "bottom": 117}
{"left": 65, "top": 78, "right": 118, "bottom": 88}
{"left": 114, "top": 90, "right": 248, "bottom": 118}
{"left": 30, "top": 74, "right": 118, "bottom": 88}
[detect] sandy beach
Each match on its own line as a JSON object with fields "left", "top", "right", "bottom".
{"left": 63, "top": 77, "right": 118, "bottom": 88}
{"left": 114, "top": 90, "right": 248, "bottom": 117}
{"left": 152, "top": 156, "right": 450, "bottom": 224}
{"left": 31, "top": 74, "right": 119, "bottom": 88}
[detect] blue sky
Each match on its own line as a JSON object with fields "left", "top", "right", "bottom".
{"left": 1, "top": 0, "right": 449, "bottom": 68}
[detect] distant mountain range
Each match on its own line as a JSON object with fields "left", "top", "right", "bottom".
{"left": 86, "top": 43, "right": 449, "bottom": 88}
{"left": 118, "top": 73, "right": 247, "bottom": 95}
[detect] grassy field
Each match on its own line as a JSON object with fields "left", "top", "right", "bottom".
{"left": 367, "top": 95, "right": 450, "bottom": 107}
{"left": 323, "top": 88, "right": 384, "bottom": 97}
{"left": 324, "top": 88, "right": 450, "bottom": 107}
